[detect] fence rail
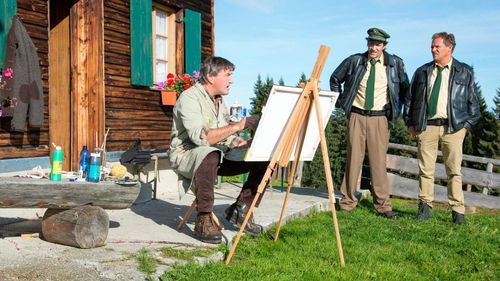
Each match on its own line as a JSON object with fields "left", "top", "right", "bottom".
{"left": 372, "top": 143, "right": 500, "bottom": 209}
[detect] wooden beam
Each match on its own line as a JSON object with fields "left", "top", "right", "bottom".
{"left": 175, "top": 9, "right": 184, "bottom": 74}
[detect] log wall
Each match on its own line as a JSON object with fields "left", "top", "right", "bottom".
{"left": 103, "top": 0, "right": 214, "bottom": 152}
{"left": 0, "top": 0, "right": 214, "bottom": 160}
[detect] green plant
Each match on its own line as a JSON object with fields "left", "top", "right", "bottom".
{"left": 157, "top": 71, "right": 199, "bottom": 97}
{"left": 135, "top": 248, "right": 160, "bottom": 276}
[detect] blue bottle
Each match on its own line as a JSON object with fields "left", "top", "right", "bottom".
{"left": 79, "top": 145, "right": 90, "bottom": 179}
{"left": 87, "top": 152, "right": 101, "bottom": 182}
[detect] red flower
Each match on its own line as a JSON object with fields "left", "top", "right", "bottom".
{"left": 156, "top": 71, "right": 198, "bottom": 97}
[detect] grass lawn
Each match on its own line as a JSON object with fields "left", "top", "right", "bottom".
{"left": 157, "top": 197, "right": 499, "bottom": 281}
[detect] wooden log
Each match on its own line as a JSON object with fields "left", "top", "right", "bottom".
{"left": 41, "top": 206, "right": 109, "bottom": 248}
{"left": 0, "top": 177, "right": 140, "bottom": 209}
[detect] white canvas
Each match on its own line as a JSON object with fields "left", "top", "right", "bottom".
{"left": 244, "top": 85, "right": 338, "bottom": 162}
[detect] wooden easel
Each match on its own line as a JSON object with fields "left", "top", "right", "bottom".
{"left": 225, "top": 45, "right": 345, "bottom": 267}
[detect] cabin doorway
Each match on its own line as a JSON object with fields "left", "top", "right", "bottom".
{"left": 49, "top": 0, "right": 104, "bottom": 171}
{"left": 48, "top": 0, "right": 75, "bottom": 171}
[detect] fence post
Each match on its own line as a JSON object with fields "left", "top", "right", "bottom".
{"left": 482, "top": 163, "right": 493, "bottom": 195}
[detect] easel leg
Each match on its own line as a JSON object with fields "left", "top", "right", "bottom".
{"left": 226, "top": 166, "right": 274, "bottom": 264}
{"left": 312, "top": 87, "right": 345, "bottom": 267}
{"left": 274, "top": 114, "right": 310, "bottom": 241}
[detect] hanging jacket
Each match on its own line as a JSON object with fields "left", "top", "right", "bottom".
{"left": 1, "top": 15, "right": 44, "bottom": 132}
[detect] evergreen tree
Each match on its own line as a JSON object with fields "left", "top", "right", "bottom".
{"left": 463, "top": 82, "right": 497, "bottom": 169}
{"left": 302, "top": 109, "right": 347, "bottom": 188}
{"left": 494, "top": 86, "right": 500, "bottom": 120}
{"left": 297, "top": 73, "right": 307, "bottom": 86}
{"left": 278, "top": 77, "right": 285, "bottom": 86}
{"left": 250, "top": 75, "right": 274, "bottom": 116}
{"left": 477, "top": 85, "right": 500, "bottom": 164}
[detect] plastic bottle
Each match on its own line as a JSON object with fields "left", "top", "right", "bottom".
{"left": 78, "top": 145, "right": 90, "bottom": 179}
{"left": 50, "top": 146, "right": 64, "bottom": 181}
{"left": 87, "top": 151, "right": 101, "bottom": 182}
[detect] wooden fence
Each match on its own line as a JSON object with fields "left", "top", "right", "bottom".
{"left": 383, "top": 143, "right": 500, "bottom": 209}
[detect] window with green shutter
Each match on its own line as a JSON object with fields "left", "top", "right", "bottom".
{"left": 130, "top": 0, "right": 153, "bottom": 86}
{"left": 184, "top": 9, "right": 201, "bottom": 75}
{"left": 0, "top": 0, "right": 17, "bottom": 69}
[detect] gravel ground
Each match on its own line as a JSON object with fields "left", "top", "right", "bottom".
{"left": 0, "top": 232, "right": 223, "bottom": 281}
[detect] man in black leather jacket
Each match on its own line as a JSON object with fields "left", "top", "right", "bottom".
{"left": 330, "top": 28, "right": 409, "bottom": 219}
{"left": 404, "top": 32, "right": 480, "bottom": 224}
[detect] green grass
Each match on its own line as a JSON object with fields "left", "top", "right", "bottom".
{"left": 222, "top": 175, "right": 287, "bottom": 187}
{"left": 135, "top": 248, "right": 160, "bottom": 275}
{"left": 160, "top": 246, "right": 222, "bottom": 262}
{"left": 159, "top": 198, "right": 500, "bottom": 281}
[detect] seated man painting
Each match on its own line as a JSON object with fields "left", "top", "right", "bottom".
{"left": 169, "top": 56, "right": 269, "bottom": 244}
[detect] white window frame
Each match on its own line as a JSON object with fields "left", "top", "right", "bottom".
{"left": 152, "top": 7, "right": 176, "bottom": 84}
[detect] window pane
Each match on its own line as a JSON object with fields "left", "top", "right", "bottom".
{"left": 155, "top": 11, "right": 167, "bottom": 36}
{"left": 156, "top": 37, "right": 167, "bottom": 60}
{"left": 156, "top": 62, "right": 167, "bottom": 84}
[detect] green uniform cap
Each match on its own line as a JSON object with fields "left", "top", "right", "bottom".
{"left": 366, "top": 27, "right": 390, "bottom": 43}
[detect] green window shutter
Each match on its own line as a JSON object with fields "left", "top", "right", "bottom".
{"left": 184, "top": 9, "right": 201, "bottom": 75}
{"left": 0, "top": 0, "right": 17, "bottom": 69}
{"left": 130, "top": 0, "right": 152, "bottom": 86}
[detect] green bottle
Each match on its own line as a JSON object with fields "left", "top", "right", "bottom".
{"left": 50, "top": 146, "right": 64, "bottom": 181}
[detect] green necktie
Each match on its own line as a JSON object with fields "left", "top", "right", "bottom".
{"left": 428, "top": 66, "right": 444, "bottom": 117}
{"left": 365, "top": 59, "right": 377, "bottom": 110}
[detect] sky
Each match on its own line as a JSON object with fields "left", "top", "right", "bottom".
{"left": 213, "top": 0, "right": 500, "bottom": 111}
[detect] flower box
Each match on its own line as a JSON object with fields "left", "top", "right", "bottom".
{"left": 161, "top": 90, "right": 177, "bottom": 106}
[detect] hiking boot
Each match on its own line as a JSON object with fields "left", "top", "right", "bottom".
{"left": 224, "top": 202, "right": 263, "bottom": 236}
{"left": 378, "top": 210, "right": 398, "bottom": 220}
{"left": 416, "top": 202, "right": 430, "bottom": 221}
{"left": 194, "top": 213, "right": 222, "bottom": 244}
{"left": 452, "top": 211, "right": 466, "bottom": 224}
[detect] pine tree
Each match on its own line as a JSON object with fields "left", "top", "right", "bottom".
{"left": 250, "top": 75, "right": 274, "bottom": 116}
{"left": 297, "top": 73, "right": 307, "bottom": 86}
{"left": 494, "top": 86, "right": 500, "bottom": 120}
{"left": 464, "top": 82, "right": 497, "bottom": 170}
{"left": 278, "top": 77, "right": 285, "bottom": 86}
{"left": 302, "top": 109, "right": 347, "bottom": 188}
{"left": 477, "top": 85, "right": 500, "bottom": 165}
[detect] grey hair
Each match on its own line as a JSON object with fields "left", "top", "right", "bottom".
{"left": 432, "top": 32, "right": 456, "bottom": 52}
{"left": 199, "top": 56, "right": 235, "bottom": 84}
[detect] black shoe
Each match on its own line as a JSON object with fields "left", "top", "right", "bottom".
{"left": 378, "top": 210, "right": 398, "bottom": 219}
{"left": 194, "top": 213, "right": 222, "bottom": 244}
{"left": 452, "top": 211, "right": 466, "bottom": 224}
{"left": 224, "top": 202, "right": 263, "bottom": 236}
{"left": 416, "top": 202, "right": 430, "bottom": 221}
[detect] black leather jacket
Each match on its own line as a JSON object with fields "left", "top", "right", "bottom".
{"left": 403, "top": 58, "right": 480, "bottom": 133}
{"left": 329, "top": 51, "right": 410, "bottom": 121}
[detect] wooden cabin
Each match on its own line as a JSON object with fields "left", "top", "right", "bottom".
{"left": 0, "top": 0, "right": 214, "bottom": 172}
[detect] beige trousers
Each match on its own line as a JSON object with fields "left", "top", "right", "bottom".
{"left": 417, "top": 125, "right": 467, "bottom": 214}
{"left": 340, "top": 113, "right": 392, "bottom": 213}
